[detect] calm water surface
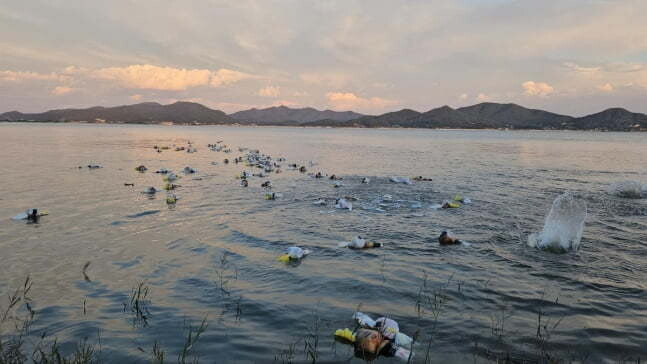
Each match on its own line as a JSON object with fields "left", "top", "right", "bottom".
{"left": 1, "top": 123, "right": 646, "bottom": 363}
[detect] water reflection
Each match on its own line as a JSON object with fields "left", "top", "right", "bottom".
{"left": 0, "top": 123, "right": 645, "bottom": 362}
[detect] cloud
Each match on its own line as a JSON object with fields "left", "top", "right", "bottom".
{"left": 271, "top": 100, "right": 299, "bottom": 107}
{"left": 129, "top": 94, "right": 143, "bottom": 101}
{"left": 0, "top": 70, "right": 66, "bottom": 82}
{"left": 258, "top": 85, "right": 280, "bottom": 97}
{"left": 92, "top": 64, "right": 252, "bottom": 91}
{"left": 597, "top": 83, "right": 614, "bottom": 92}
{"left": 51, "top": 86, "right": 73, "bottom": 95}
{"left": 603, "top": 63, "right": 644, "bottom": 73}
{"left": 522, "top": 81, "right": 554, "bottom": 97}
{"left": 563, "top": 62, "right": 600, "bottom": 73}
{"left": 325, "top": 92, "right": 396, "bottom": 111}
{"left": 476, "top": 93, "right": 490, "bottom": 102}
{"left": 300, "top": 72, "right": 349, "bottom": 88}
{"left": 459, "top": 93, "right": 468, "bottom": 100}
{"left": 209, "top": 68, "right": 254, "bottom": 87}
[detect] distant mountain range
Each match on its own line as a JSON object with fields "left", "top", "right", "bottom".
{"left": 230, "top": 105, "right": 363, "bottom": 124}
{"left": 1, "top": 101, "right": 645, "bottom": 131}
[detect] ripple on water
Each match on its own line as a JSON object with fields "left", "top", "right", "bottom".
{"left": 1, "top": 124, "right": 646, "bottom": 362}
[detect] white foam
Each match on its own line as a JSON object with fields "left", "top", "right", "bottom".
{"left": 528, "top": 192, "right": 587, "bottom": 252}
{"left": 607, "top": 180, "right": 645, "bottom": 199}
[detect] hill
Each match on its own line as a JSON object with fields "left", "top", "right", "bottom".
{"left": 0, "top": 101, "right": 233, "bottom": 124}
{"left": 230, "top": 105, "right": 364, "bottom": 124}
{"left": 571, "top": 108, "right": 647, "bottom": 131}
{"left": 2, "top": 102, "right": 645, "bottom": 131}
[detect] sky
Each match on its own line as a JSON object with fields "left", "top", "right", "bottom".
{"left": 1, "top": 0, "right": 647, "bottom": 116}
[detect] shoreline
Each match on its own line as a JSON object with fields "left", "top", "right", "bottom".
{"left": 1, "top": 120, "right": 644, "bottom": 132}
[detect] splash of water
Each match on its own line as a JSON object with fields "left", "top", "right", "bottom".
{"left": 528, "top": 192, "right": 587, "bottom": 253}
{"left": 607, "top": 180, "right": 645, "bottom": 199}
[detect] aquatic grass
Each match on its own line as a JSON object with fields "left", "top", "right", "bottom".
{"left": 490, "top": 301, "right": 514, "bottom": 343}
{"left": 178, "top": 316, "right": 208, "bottom": 364}
{"left": 1, "top": 277, "right": 102, "bottom": 364}
{"left": 31, "top": 337, "right": 99, "bottom": 364}
{"left": 274, "top": 338, "right": 298, "bottom": 364}
{"left": 1, "top": 276, "right": 33, "bottom": 323}
{"left": 81, "top": 262, "right": 92, "bottom": 283}
{"left": 0, "top": 274, "right": 211, "bottom": 363}
{"left": 234, "top": 296, "right": 242, "bottom": 322}
{"left": 273, "top": 307, "right": 330, "bottom": 364}
{"left": 1, "top": 270, "right": 643, "bottom": 363}
{"left": 1, "top": 276, "right": 35, "bottom": 363}
{"left": 534, "top": 293, "right": 566, "bottom": 363}
{"left": 123, "top": 281, "right": 151, "bottom": 328}
{"left": 150, "top": 340, "right": 165, "bottom": 364}
{"left": 379, "top": 251, "right": 387, "bottom": 285}
{"left": 214, "top": 252, "right": 238, "bottom": 296}
{"left": 303, "top": 309, "right": 321, "bottom": 364}
{"left": 411, "top": 272, "right": 454, "bottom": 364}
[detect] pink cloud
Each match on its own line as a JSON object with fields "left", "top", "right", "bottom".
{"left": 0, "top": 70, "right": 67, "bottom": 82}
{"left": 92, "top": 64, "right": 252, "bottom": 91}
{"left": 522, "top": 81, "right": 554, "bottom": 97}
{"left": 51, "top": 86, "right": 74, "bottom": 95}
{"left": 258, "top": 85, "right": 280, "bottom": 97}
{"left": 325, "top": 91, "right": 396, "bottom": 111}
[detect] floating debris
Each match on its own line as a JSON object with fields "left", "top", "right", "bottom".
{"left": 438, "top": 231, "right": 462, "bottom": 245}
{"left": 390, "top": 176, "right": 412, "bottom": 185}
{"left": 164, "top": 183, "right": 180, "bottom": 191}
{"left": 164, "top": 173, "right": 179, "bottom": 182}
{"left": 335, "top": 198, "right": 353, "bottom": 211}
{"left": 278, "top": 246, "right": 311, "bottom": 262}
{"left": 12, "top": 208, "right": 48, "bottom": 222}
{"left": 141, "top": 187, "right": 158, "bottom": 195}
{"left": 412, "top": 176, "right": 432, "bottom": 181}
{"left": 166, "top": 194, "right": 177, "bottom": 205}
{"left": 338, "top": 236, "right": 382, "bottom": 249}
{"left": 441, "top": 201, "right": 460, "bottom": 208}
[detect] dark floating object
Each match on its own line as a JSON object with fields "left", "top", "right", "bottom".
{"left": 438, "top": 231, "right": 462, "bottom": 245}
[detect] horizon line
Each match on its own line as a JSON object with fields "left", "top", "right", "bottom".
{"left": 1, "top": 100, "right": 639, "bottom": 119}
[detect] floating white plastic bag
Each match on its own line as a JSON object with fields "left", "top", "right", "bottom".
{"left": 353, "top": 312, "right": 413, "bottom": 349}
{"left": 335, "top": 198, "right": 353, "bottom": 211}
{"left": 353, "top": 311, "right": 377, "bottom": 327}
{"left": 389, "top": 176, "right": 412, "bottom": 185}
{"left": 287, "top": 246, "right": 311, "bottom": 259}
